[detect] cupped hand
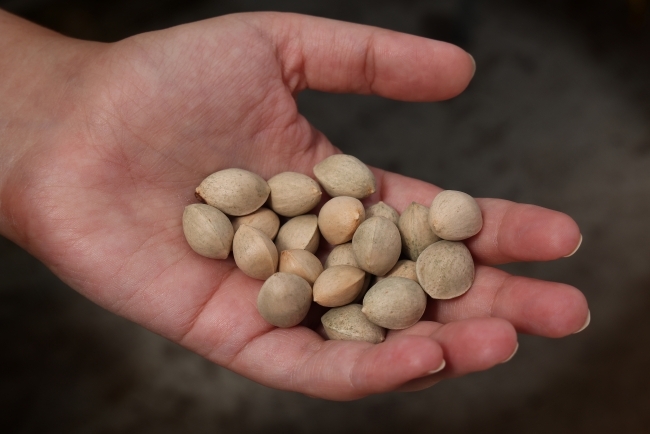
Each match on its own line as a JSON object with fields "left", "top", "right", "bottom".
{"left": 0, "top": 12, "right": 588, "bottom": 400}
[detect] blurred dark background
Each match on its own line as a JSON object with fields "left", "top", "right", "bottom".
{"left": 1, "top": 0, "right": 650, "bottom": 432}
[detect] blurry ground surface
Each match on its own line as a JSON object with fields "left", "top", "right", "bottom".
{"left": 2, "top": 0, "right": 650, "bottom": 432}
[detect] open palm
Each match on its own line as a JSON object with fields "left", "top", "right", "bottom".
{"left": 4, "top": 12, "right": 587, "bottom": 400}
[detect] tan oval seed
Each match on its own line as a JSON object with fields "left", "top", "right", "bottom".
{"left": 376, "top": 260, "right": 418, "bottom": 283}
{"left": 429, "top": 190, "right": 483, "bottom": 240}
{"left": 324, "top": 243, "right": 360, "bottom": 269}
{"left": 416, "top": 240, "right": 475, "bottom": 299}
{"left": 321, "top": 304, "right": 386, "bottom": 344}
{"left": 279, "top": 249, "right": 323, "bottom": 285}
{"left": 318, "top": 196, "right": 365, "bottom": 245}
{"left": 195, "top": 168, "right": 270, "bottom": 216}
{"left": 398, "top": 202, "right": 441, "bottom": 260}
{"left": 231, "top": 207, "right": 280, "bottom": 240}
{"left": 233, "top": 225, "right": 278, "bottom": 280}
{"left": 352, "top": 217, "right": 401, "bottom": 276}
{"left": 275, "top": 214, "right": 320, "bottom": 254}
{"left": 313, "top": 265, "right": 366, "bottom": 307}
{"left": 257, "top": 272, "right": 312, "bottom": 328}
{"left": 365, "top": 201, "right": 399, "bottom": 225}
{"left": 182, "top": 204, "right": 234, "bottom": 259}
{"left": 313, "top": 154, "right": 376, "bottom": 199}
{"left": 267, "top": 172, "right": 322, "bottom": 217}
{"left": 362, "top": 277, "right": 427, "bottom": 330}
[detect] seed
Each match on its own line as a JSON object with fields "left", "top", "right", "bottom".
{"left": 324, "top": 243, "right": 360, "bottom": 269}
{"left": 257, "top": 272, "right": 312, "bottom": 328}
{"left": 275, "top": 214, "right": 320, "bottom": 254}
{"left": 182, "top": 204, "right": 234, "bottom": 259}
{"left": 416, "top": 240, "right": 474, "bottom": 299}
{"left": 231, "top": 207, "right": 280, "bottom": 240}
{"left": 313, "top": 154, "right": 376, "bottom": 199}
{"left": 321, "top": 304, "right": 386, "bottom": 344}
{"left": 267, "top": 172, "right": 322, "bottom": 217}
{"left": 365, "top": 201, "right": 399, "bottom": 225}
{"left": 279, "top": 249, "right": 323, "bottom": 285}
{"left": 352, "top": 217, "right": 401, "bottom": 276}
{"left": 318, "top": 197, "right": 365, "bottom": 245}
{"left": 195, "top": 168, "right": 270, "bottom": 216}
{"left": 362, "top": 277, "right": 427, "bottom": 330}
{"left": 429, "top": 190, "right": 483, "bottom": 240}
{"left": 398, "top": 202, "right": 441, "bottom": 260}
{"left": 313, "top": 265, "right": 366, "bottom": 307}
{"left": 232, "top": 225, "right": 278, "bottom": 280}
{"left": 189, "top": 159, "right": 484, "bottom": 334}
{"left": 352, "top": 273, "right": 373, "bottom": 304}
{"left": 376, "top": 260, "right": 418, "bottom": 283}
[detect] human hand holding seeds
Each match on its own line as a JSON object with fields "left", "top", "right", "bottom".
{"left": 0, "top": 9, "right": 588, "bottom": 400}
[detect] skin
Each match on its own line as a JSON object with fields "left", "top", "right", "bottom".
{"left": 0, "top": 10, "right": 588, "bottom": 400}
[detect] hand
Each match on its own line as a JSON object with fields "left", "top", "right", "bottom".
{"left": 0, "top": 11, "right": 588, "bottom": 400}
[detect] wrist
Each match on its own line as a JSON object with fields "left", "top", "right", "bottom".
{"left": 0, "top": 10, "right": 101, "bottom": 243}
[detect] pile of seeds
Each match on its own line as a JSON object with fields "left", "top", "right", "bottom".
{"left": 182, "top": 154, "right": 482, "bottom": 344}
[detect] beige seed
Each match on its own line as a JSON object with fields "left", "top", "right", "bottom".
{"left": 195, "top": 168, "right": 270, "bottom": 216}
{"left": 352, "top": 273, "right": 373, "bottom": 304}
{"left": 313, "top": 265, "right": 366, "bottom": 307}
{"left": 429, "top": 190, "right": 483, "bottom": 240}
{"left": 376, "top": 260, "right": 418, "bottom": 283}
{"left": 275, "top": 214, "right": 320, "bottom": 254}
{"left": 182, "top": 204, "right": 234, "bottom": 259}
{"left": 362, "top": 277, "right": 427, "bottom": 330}
{"left": 324, "top": 243, "right": 360, "bottom": 269}
{"left": 352, "top": 217, "right": 401, "bottom": 276}
{"left": 257, "top": 272, "right": 312, "bottom": 328}
{"left": 231, "top": 207, "right": 280, "bottom": 240}
{"left": 398, "top": 202, "right": 441, "bottom": 260}
{"left": 365, "top": 201, "right": 399, "bottom": 225}
{"left": 279, "top": 249, "right": 323, "bottom": 285}
{"left": 267, "top": 172, "right": 322, "bottom": 217}
{"left": 321, "top": 304, "right": 386, "bottom": 344}
{"left": 313, "top": 154, "right": 376, "bottom": 199}
{"left": 318, "top": 197, "right": 365, "bottom": 245}
{"left": 232, "top": 225, "right": 278, "bottom": 280}
{"left": 416, "top": 240, "right": 475, "bottom": 299}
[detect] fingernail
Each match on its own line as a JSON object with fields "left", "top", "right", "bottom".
{"left": 574, "top": 310, "right": 591, "bottom": 334}
{"left": 426, "top": 359, "right": 446, "bottom": 375}
{"left": 502, "top": 343, "right": 519, "bottom": 363}
{"left": 469, "top": 54, "right": 476, "bottom": 79}
{"left": 564, "top": 234, "right": 583, "bottom": 257}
